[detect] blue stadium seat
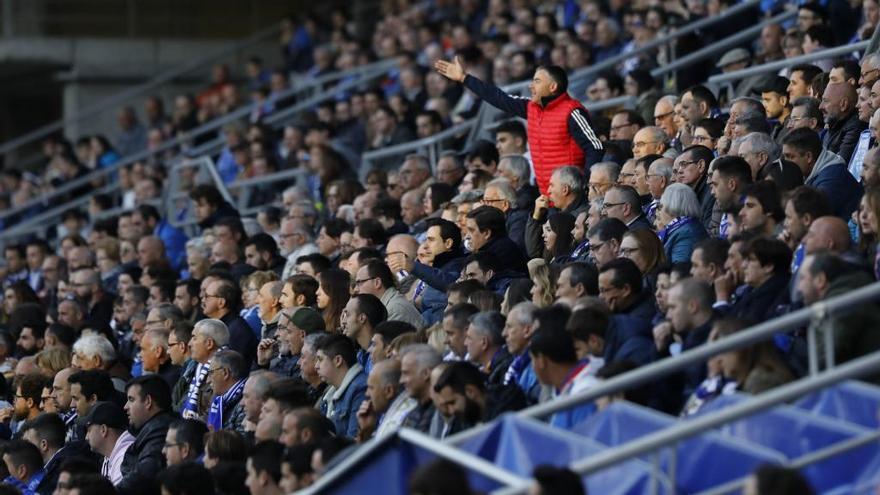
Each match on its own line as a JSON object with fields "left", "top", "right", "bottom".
{"left": 794, "top": 380, "right": 880, "bottom": 429}
{"left": 573, "top": 402, "right": 785, "bottom": 493}
{"left": 456, "top": 414, "right": 673, "bottom": 495}
{"left": 313, "top": 432, "right": 506, "bottom": 495}
{"left": 696, "top": 394, "right": 878, "bottom": 493}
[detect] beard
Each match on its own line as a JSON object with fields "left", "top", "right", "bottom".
{"left": 15, "top": 345, "right": 37, "bottom": 357}
{"left": 461, "top": 396, "right": 483, "bottom": 425}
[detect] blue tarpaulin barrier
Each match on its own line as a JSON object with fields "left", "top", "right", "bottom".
{"left": 311, "top": 432, "right": 506, "bottom": 494}
{"left": 574, "top": 402, "right": 786, "bottom": 493}
{"left": 697, "top": 394, "right": 878, "bottom": 493}
{"left": 794, "top": 380, "right": 880, "bottom": 429}
{"left": 455, "top": 414, "right": 672, "bottom": 495}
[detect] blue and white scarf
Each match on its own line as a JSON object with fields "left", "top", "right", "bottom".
{"left": 207, "top": 378, "right": 246, "bottom": 431}
{"left": 657, "top": 216, "right": 694, "bottom": 243}
{"left": 182, "top": 347, "right": 226, "bottom": 419}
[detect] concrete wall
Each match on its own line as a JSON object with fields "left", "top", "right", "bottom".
{"left": 0, "top": 36, "right": 280, "bottom": 150}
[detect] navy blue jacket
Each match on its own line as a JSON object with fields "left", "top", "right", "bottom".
{"left": 604, "top": 315, "right": 657, "bottom": 366}
{"left": 806, "top": 152, "right": 863, "bottom": 219}
{"left": 220, "top": 312, "right": 259, "bottom": 368}
{"left": 412, "top": 250, "right": 466, "bottom": 325}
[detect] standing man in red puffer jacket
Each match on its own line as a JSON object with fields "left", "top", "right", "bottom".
{"left": 434, "top": 56, "right": 604, "bottom": 196}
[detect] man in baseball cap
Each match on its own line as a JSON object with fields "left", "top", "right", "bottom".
{"left": 83, "top": 401, "right": 135, "bottom": 486}
{"left": 753, "top": 75, "right": 793, "bottom": 142}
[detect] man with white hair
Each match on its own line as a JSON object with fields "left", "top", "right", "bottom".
{"left": 181, "top": 319, "right": 230, "bottom": 421}
{"left": 497, "top": 154, "right": 538, "bottom": 210}
{"left": 632, "top": 126, "right": 668, "bottom": 159}
{"left": 502, "top": 302, "right": 541, "bottom": 404}
{"left": 140, "top": 329, "right": 180, "bottom": 390}
{"left": 482, "top": 178, "right": 529, "bottom": 254}
{"left": 737, "top": 132, "right": 804, "bottom": 190}
{"left": 646, "top": 158, "right": 673, "bottom": 223}
{"left": 73, "top": 334, "right": 130, "bottom": 393}
{"left": 653, "top": 95, "right": 679, "bottom": 149}
{"left": 465, "top": 312, "right": 511, "bottom": 386}
{"left": 400, "top": 344, "right": 442, "bottom": 434}
{"left": 399, "top": 154, "right": 433, "bottom": 192}
{"left": 526, "top": 166, "right": 589, "bottom": 258}
{"left": 279, "top": 216, "right": 318, "bottom": 282}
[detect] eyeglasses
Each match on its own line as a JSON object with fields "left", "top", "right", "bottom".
{"left": 589, "top": 242, "right": 605, "bottom": 252}
{"left": 602, "top": 202, "right": 625, "bottom": 210}
{"left": 677, "top": 159, "right": 699, "bottom": 168}
{"left": 653, "top": 111, "right": 674, "bottom": 121}
{"left": 207, "top": 367, "right": 227, "bottom": 374}
{"left": 589, "top": 182, "right": 610, "bottom": 191}
{"left": 168, "top": 340, "right": 185, "bottom": 348}
{"left": 354, "top": 276, "right": 377, "bottom": 286}
{"left": 163, "top": 443, "right": 181, "bottom": 449}
{"left": 632, "top": 141, "right": 660, "bottom": 149}
{"left": 610, "top": 122, "right": 634, "bottom": 131}
{"left": 618, "top": 172, "right": 636, "bottom": 179}
{"left": 691, "top": 135, "right": 715, "bottom": 144}
{"left": 619, "top": 247, "right": 640, "bottom": 256}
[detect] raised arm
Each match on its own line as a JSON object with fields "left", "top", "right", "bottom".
{"left": 434, "top": 56, "right": 529, "bottom": 119}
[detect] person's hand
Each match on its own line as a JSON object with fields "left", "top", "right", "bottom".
{"left": 356, "top": 399, "right": 376, "bottom": 432}
{"left": 778, "top": 229, "right": 793, "bottom": 248}
{"left": 434, "top": 56, "right": 467, "bottom": 83}
{"left": 653, "top": 321, "right": 672, "bottom": 352}
{"left": 0, "top": 407, "right": 12, "bottom": 423}
{"left": 387, "top": 252, "right": 414, "bottom": 273}
{"left": 715, "top": 271, "right": 736, "bottom": 303}
{"left": 533, "top": 195, "right": 550, "bottom": 220}
{"left": 257, "top": 338, "right": 277, "bottom": 366}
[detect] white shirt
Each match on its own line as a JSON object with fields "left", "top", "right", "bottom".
{"left": 103, "top": 431, "right": 136, "bottom": 485}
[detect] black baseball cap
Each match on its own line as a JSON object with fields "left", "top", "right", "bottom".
{"left": 753, "top": 76, "right": 790, "bottom": 96}
{"left": 84, "top": 401, "right": 128, "bottom": 430}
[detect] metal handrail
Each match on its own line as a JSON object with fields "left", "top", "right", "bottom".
{"left": 0, "top": 22, "right": 281, "bottom": 156}
{"left": 651, "top": 10, "right": 797, "bottom": 78}
{"left": 496, "top": 0, "right": 763, "bottom": 97}
{"left": 360, "top": 118, "right": 478, "bottom": 173}
{"left": 491, "top": 352, "right": 880, "bottom": 495}
{"left": 0, "top": 58, "right": 394, "bottom": 227}
{"left": 707, "top": 40, "right": 871, "bottom": 87}
{"left": 446, "top": 280, "right": 880, "bottom": 445}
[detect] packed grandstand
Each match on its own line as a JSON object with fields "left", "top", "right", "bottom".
{"left": 0, "top": 0, "right": 879, "bottom": 494}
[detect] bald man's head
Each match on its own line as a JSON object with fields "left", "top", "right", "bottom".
{"left": 863, "top": 147, "right": 880, "bottom": 188}
{"left": 137, "top": 236, "right": 165, "bottom": 267}
{"left": 803, "top": 216, "right": 851, "bottom": 254}
{"left": 386, "top": 234, "right": 419, "bottom": 261}
{"left": 211, "top": 239, "right": 240, "bottom": 264}
{"left": 821, "top": 82, "right": 857, "bottom": 122}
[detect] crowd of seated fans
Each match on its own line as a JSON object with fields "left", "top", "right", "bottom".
{"left": 0, "top": 0, "right": 876, "bottom": 493}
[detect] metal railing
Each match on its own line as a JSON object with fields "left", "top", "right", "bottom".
{"left": 0, "top": 22, "right": 280, "bottom": 157}
{"left": 651, "top": 10, "right": 797, "bottom": 78}
{"left": 706, "top": 40, "right": 871, "bottom": 90}
{"left": 360, "top": 119, "right": 478, "bottom": 175}
{"left": 0, "top": 57, "right": 395, "bottom": 234}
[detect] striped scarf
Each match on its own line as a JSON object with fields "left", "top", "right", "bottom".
{"left": 207, "top": 378, "right": 246, "bottom": 431}
{"left": 181, "top": 347, "right": 225, "bottom": 419}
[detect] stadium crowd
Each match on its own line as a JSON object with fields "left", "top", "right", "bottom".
{"left": 0, "top": 0, "right": 876, "bottom": 494}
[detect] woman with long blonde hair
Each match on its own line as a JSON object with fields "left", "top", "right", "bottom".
{"left": 527, "top": 259, "right": 557, "bottom": 308}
